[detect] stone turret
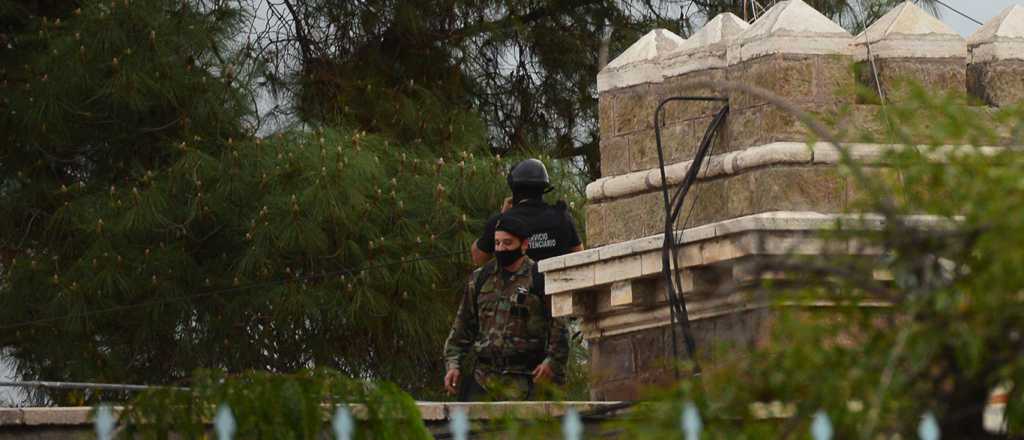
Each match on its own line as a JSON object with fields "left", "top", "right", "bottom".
{"left": 853, "top": 1, "right": 966, "bottom": 100}
{"left": 968, "top": 5, "right": 1024, "bottom": 106}
{"left": 543, "top": 1, "right": 1024, "bottom": 401}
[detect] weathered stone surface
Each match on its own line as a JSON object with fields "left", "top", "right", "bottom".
{"left": 600, "top": 135, "right": 629, "bottom": 177}
{"left": 968, "top": 60, "right": 1024, "bottom": 107}
{"left": 628, "top": 130, "right": 660, "bottom": 172}
{"left": 611, "top": 84, "right": 658, "bottom": 135}
{"left": 815, "top": 55, "right": 857, "bottom": 103}
{"left": 730, "top": 54, "right": 854, "bottom": 106}
{"left": 724, "top": 104, "right": 818, "bottom": 151}
{"left": 727, "top": 166, "right": 845, "bottom": 218}
{"left": 857, "top": 58, "right": 966, "bottom": 102}
{"left": 595, "top": 255, "right": 642, "bottom": 285}
{"left": 656, "top": 120, "right": 697, "bottom": 164}
{"left": 0, "top": 409, "right": 22, "bottom": 426}
{"left": 599, "top": 94, "right": 615, "bottom": 139}
{"left": 585, "top": 203, "right": 607, "bottom": 246}
{"left": 21, "top": 408, "right": 91, "bottom": 426}
{"left": 546, "top": 263, "right": 596, "bottom": 294}
{"left": 658, "top": 69, "right": 727, "bottom": 123}
{"left": 418, "top": 403, "right": 446, "bottom": 420}
{"left": 590, "top": 334, "right": 636, "bottom": 382}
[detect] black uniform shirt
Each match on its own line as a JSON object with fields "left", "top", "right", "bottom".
{"left": 477, "top": 199, "right": 582, "bottom": 262}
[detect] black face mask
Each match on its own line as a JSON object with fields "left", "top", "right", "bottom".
{"left": 495, "top": 248, "right": 524, "bottom": 267}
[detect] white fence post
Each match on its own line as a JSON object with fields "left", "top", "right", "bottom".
{"left": 450, "top": 407, "right": 468, "bottom": 440}
{"left": 94, "top": 404, "right": 114, "bottom": 440}
{"left": 682, "top": 401, "right": 702, "bottom": 440}
{"left": 811, "top": 410, "right": 832, "bottom": 440}
{"left": 562, "top": 407, "right": 582, "bottom": 440}
{"left": 919, "top": 412, "right": 939, "bottom": 440}
{"left": 214, "top": 404, "right": 236, "bottom": 440}
{"left": 332, "top": 406, "right": 353, "bottom": 440}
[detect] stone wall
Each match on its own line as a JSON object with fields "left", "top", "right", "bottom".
{"left": 544, "top": 0, "right": 1024, "bottom": 401}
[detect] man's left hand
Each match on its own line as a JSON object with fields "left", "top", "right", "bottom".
{"left": 532, "top": 362, "right": 554, "bottom": 383}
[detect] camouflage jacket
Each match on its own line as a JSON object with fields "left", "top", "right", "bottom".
{"left": 443, "top": 258, "right": 569, "bottom": 373}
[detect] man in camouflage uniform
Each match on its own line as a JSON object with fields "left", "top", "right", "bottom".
{"left": 443, "top": 214, "right": 569, "bottom": 401}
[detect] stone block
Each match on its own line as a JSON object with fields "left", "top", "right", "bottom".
{"left": 700, "top": 237, "right": 745, "bottom": 264}
{"left": 814, "top": 55, "right": 856, "bottom": 104}
{"left": 598, "top": 195, "right": 642, "bottom": 245}
{"left": 595, "top": 255, "right": 642, "bottom": 285}
{"left": 628, "top": 129, "right": 660, "bottom": 172}
{"left": 584, "top": 203, "right": 607, "bottom": 247}
{"left": 727, "top": 166, "right": 845, "bottom": 219}
{"left": 968, "top": 60, "right": 1024, "bottom": 107}
{"left": 658, "top": 120, "right": 697, "bottom": 164}
{"left": 21, "top": 407, "right": 91, "bottom": 425}
{"left": 590, "top": 334, "right": 635, "bottom": 382}
{"left": 563, "top": 248, "right": 601, "bottom": 268}
{"left": 546, "top": 263, "right": 595, "bottom": 294}
{"left": 858, "top": 58, "right": 966, "bottom": 103}
{"left": 599, "top": 94, "right": 615, "bottom": 139}
{"left": 846, "top": 167, "right": 896, "bottom": 210}
{"left": 418, "top": 403, "right": 446, "bottom": 420}
{"left": 0, "top": 409, "right": 23, "bottom": 425}
{"left": 680, "top": 178, "right": 730, "bottom": 228}
{"left": 729, "top": 54, "right": 816, "bottom": 107}
{"left": 632, "top": 326, "right": 669, "bottom": 371}
{"left": 641, "top": 249, "right": 663, "bottom": 275}
{"left": 600, "top": 136, "right": 629, "bottom": 177}
{"left": 658, "top": 69, "right": 727, "bottom": 123}
{"left": 828, "top": 105, "right": 887, "bottom": 143}
{"left": 723, "top": 105, "right": 767, "bottom": 151}
{"left": 611, "top": 85, "right": 658, "bottom": 135}
{"left": 551, "top": 292, "right": 575, "bottom": 317}
{"left": 610, "top": 279, "right": 658, "bottom": 306}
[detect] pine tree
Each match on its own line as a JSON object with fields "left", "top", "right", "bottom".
{"left": 0, "top": 0, "right": 584, "bottom": 403}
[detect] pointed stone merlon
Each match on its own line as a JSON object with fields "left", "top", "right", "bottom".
{"left": 660, "top": 13, "right": 749, "bottom": 77}
{"left": 597, "top": 29, "right": 686, "bottom": 93}
{"left": 967, "top": 5, "right": 1024, "bottom": 107}
{"left": 968, "top": 5, "right": 1024, "bottom": 62}
{"left": 851, "top": 1, "right": 966, "bottom": 101}
{"left": 852, "top": 1, "right": 965, "bottom": 60}
{"left": 728, "top": 0, "right": 852, "bottom": 64}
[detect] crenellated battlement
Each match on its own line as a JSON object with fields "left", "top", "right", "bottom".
{"left": 548, "top": 0, "right": 1024, "bottom": 401}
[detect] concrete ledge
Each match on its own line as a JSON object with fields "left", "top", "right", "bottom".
{"left": 583, "top": 141, "right": 1014, "bottom": 203}
{"left": 0, "top": 402, "right": 625, "bottom": 427}
{"left": 541, "top": 211, "right": 956, "bottom": 302}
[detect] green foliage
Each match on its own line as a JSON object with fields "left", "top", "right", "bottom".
{"left": 0, "top": 0, "right": 587, "bottom": 404}
{"left": 123, "top": 369, "right": 430, "bottom": 439}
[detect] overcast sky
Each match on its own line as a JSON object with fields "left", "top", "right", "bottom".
{"left": 937, "top": 0, "right": 1018, "bottom": 36}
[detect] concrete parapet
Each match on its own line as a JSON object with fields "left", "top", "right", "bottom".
{"left": 727, "top": 0, "right": 853, "bottom": 64}
{"left": 598, "top": 29, "right": 686, "bottom": 93}
{"left": 661, "top": 13, "right": 748, "bottom": 78}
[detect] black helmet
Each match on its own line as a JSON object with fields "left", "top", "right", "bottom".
{"left": 507, "top": 158, "right": 551, "bottom": 191}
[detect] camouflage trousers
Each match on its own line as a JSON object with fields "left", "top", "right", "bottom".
{"left": 468, "top": 367, "right": 536, "bottom": 401}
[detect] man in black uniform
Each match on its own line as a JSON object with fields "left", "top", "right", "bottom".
{"left": 471, "top": 158, "right": 584, "bottom": 265}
